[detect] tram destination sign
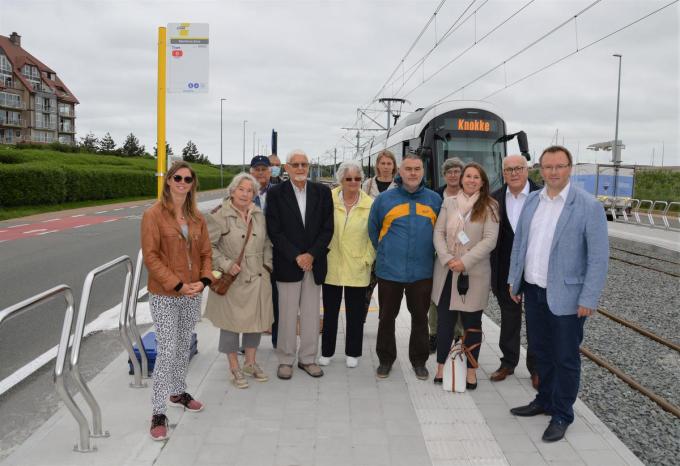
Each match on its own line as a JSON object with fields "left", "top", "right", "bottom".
{"left": 167, "top": 22, "right": 209, "bottom": 93}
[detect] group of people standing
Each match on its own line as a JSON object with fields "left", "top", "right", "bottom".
{"left": 141, "top": 144, "right": 608, "bottom": 444}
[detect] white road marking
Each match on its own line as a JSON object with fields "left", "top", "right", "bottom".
{"left": 36, "top": 230, "right": 58, "bottom": 235}
{"left": 71, "top": 214, "right": 85, "bottom": 218}
{"left": 129, "top": 205, "right": 139, "bottom": 208}
{"left": 0, "top": 240, "right": 6, "bottom": 243}
{"left": 7, "top": 223, "right": 29, "bottom": 229}
{"left": 0, "top": 230, "right": 6, "bottom": 233}
{"left": 23, "top": 229, "right": 47, "bottom": 234}
{"left": 113, "top": 208, "right": 124, "bottom": 211}
{"left": 95, "top": 210, "right": 109, "bottom": 214}
{"left": 103, "top": 219, "right": 117, "bottom": 223}
{"left": 73, "top": 224, "right": 90, "bottom": 229}
{"left": 0, "top": 286, "right": 150, "bottom": 396}
{"left": 41, "top": 218, "right": 60, "bottom": 223}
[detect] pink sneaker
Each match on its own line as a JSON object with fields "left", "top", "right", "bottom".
{"left": 150, "top": 414, "right": 168, "bottom": 441}
{"left": 169, "top": 392, "right": 204, "bottom": 412}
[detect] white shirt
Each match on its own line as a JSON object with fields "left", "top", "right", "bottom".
{"left": 505, "top": 182, "right": 530, "bottom": 233}
{"left": 292, "top": 182, "right": 307, "bottom": 226}
{"left": 524, "top": 183, "right": 570, "bottom": 288}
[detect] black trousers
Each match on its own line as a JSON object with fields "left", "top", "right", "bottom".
{"left": 492, "top": 286, "right": 536, "bottom": 374}
{"left": 435, "top": 271, "right": 482, "bottom": 368}
{"left": 376, "top": 277, "right": 432, "bottom": 367}
{"left": 321, "top": 284, "right": 367, "bottom": 358}
{"left": 270, "top": 272, "right": 279, "bottom": 348}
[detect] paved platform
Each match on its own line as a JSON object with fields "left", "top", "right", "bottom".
{"left": 608, "top": 221, "right": 680, "bottom": 253}
{"left": 1, "top": 297, "right": 642, "bottom": 466}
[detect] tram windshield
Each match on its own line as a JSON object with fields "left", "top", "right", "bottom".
{"left": 429, "top": 110, "right": 506, "bottom": 190}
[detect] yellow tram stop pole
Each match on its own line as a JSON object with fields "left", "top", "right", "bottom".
{"left": 156, "top": 26, "right": 167, "bottom": 199}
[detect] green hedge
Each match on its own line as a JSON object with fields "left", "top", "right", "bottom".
{"left": 633, "top": 169, "right": 680, "bottom": 203}
{"left": 0, "top": 147, "right": 228, "bottom": 207}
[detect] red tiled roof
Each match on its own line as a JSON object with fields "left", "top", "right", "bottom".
{"left": 0, "top": 34, "right": 79, "bottom": 105}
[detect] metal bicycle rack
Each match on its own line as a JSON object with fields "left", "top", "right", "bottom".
{"left": 637, "top": 200, "right": 653, "bottom": 225}
{"left": 630, "top": 199, "right": 641, "bottom": 224}
{"left": 665, "top": 202, "right": 680, "bottom": 230}
{"left": 0, "top": 285, "right": 98, "bottom": 452}
{"left": 651, "top": 201, "right": 668, "bottom": 229}
{"left": 64, "top": 255, "right": 135, "bottom": 451}
{"left": 119, "top": 249, "right": 149, "bottom": 387}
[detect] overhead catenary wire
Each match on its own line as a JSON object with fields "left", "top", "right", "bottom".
{"left": 481, "top": 0, "right": 679, "bottom": 100}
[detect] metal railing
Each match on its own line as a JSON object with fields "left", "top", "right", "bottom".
{"left": 0, "top": 285, "right": 96, "bottom": 452}
{"left": 119, "top": 249, "right": 149, "bottom": 387}
{"left": 69, "top": 255, "right": 134, "bottom": 449}
{"left": 604, "top": 197, "right": 680, "bottom": 231}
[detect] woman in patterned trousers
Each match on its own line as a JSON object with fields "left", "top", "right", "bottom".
{"left": 141, "top": 161, "right": 213, "bottom": 441}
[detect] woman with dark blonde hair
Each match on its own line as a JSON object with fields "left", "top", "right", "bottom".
{"left": 141, "top": 161, "right": 213, "bottom": 441}
{"left": 431, "top": 162, "right": 499, "bottom": 389}
{"left": 362, "top": 149, "right": 397, "bottom": 199}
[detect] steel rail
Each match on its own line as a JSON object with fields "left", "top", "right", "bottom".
{"left": 580, "top": 346, "right": 680, "bottom": 419}
{"left": 609, "top": 246, "right": 680, "bottom": 266}
{"left": 597, "top": 308, "right": 680, "bottom": 353}
{"left": 609, "top": 255, "right": 680, "bottom": 278}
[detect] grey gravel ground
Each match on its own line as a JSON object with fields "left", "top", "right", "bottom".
{"left": 484, "top": 238, "right": 680, "bottom": 466}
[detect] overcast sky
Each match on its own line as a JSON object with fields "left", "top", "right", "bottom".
{"left": 2, "top": 0, "right": 678, "bottom": 167}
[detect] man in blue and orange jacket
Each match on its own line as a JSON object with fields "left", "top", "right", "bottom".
{"left": 368, "top": 153, "right": 442, "bottom": 381}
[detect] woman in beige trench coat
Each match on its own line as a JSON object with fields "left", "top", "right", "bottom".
{"left": 431, "top": 162, "right": 499, "bottom": 389}
{"left": 205, "top": 173, "right": 274, "bottom": 389}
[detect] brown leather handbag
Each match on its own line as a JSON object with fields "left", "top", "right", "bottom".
{"left": 209, "top": 220, "right": 253, "bottom": 295}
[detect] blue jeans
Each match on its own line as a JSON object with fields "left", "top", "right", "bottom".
{"left": 524, "top": 283, "right": 585, "bottom": 424}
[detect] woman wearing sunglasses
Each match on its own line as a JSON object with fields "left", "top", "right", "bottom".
{"left": 319, "top": 161, "right": 375, "bottom": 368}
{"left": 141, "top": 161, "right": 213, "bottom": 441}
{"left": 431, "top": 162, "right": 499, "bottom": 389}
{"left": 204, "top": 173, "right": 273, "bottom": 389}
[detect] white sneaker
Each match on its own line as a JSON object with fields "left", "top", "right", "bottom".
{"left": 318, "top": 356, "right": 332, "bottom": 366}
{"left": 346, "top": 357, "right": 359, "bottom": 368}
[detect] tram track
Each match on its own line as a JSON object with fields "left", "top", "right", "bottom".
{"left": 609, "top": 247, "right": 680, "bottom": 278}
{"left": 580, "top": 306, "right": 680, "bottom": 419}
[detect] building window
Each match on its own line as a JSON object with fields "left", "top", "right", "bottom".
{"left": 0, "top": 91, "right": 22, "bottom": 109}
{"left": 0, "top": 52, "right": 12, "bottom": 85}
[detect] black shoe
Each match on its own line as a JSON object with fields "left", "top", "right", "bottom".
{"left": 413, "top": 366, "right": 429, "bottom": 380}
{"left": 542, "top": 421, "right": 568, "bottom": 442}
{"left": 428, "top": 335, "right": 437, "bottom": 354}
{"left": 433, "top": 377, "right": 443, "bottom": 385}
{"left": 510, "top": 402, "right": 548, "bottom": 417}
{"left": 376, "top": 363, "right": 392, "bottom": 378}
{"left": 466, "top": 381, "right": 477, "bottom": 390}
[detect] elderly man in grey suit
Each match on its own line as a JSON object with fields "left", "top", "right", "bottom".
{"left": 507, "top": 145, "right": 608, "bottom": 442}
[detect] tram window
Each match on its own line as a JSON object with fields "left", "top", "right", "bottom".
{"left": 433, "top": 136, "right": 505, "bottom": 189}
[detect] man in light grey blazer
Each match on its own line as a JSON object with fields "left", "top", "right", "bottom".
{"left": 507, "top": 145, "right": 608, "bottom": 442}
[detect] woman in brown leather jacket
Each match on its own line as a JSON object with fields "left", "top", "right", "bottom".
{"left": 141, "top": 161, "right": 213, "bottom": 441}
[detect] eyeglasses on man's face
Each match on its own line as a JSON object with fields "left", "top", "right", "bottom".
{"left": 288, "top": 162, "right": 309, "bottom": 169}
{"left": 540, "top": 164, "right": 570, "bottom": 172}
{"left": 503, "top": 166, "right": 526, "bottom": 175}
{"left": 445, "top": 168, "right": 461, "bottom": 176}
{"left": 172, "top": 175, "right": 194, "bottom": 184}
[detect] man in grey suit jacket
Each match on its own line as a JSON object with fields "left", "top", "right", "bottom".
{"left": 507, "top": 146, "right": 608, "bottom": 442}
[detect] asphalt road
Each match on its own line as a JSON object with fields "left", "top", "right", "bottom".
{"left": 0, "top": 191, "right": 225, "bottom": 382}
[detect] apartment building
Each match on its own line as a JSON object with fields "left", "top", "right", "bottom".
{"left": 0, "top": 32, "right": 79, "bottom": 145}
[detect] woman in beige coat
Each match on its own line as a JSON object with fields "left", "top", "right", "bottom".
{"left": 204, "top": 173, "right": 274, "bottom": 389}
{"left": 432, "top": 162, "right": 499, "bottom": 389}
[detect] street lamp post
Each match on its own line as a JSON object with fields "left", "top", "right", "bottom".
{"left": 242, "top": 120, "right": 247, "bottom": 172}
{"left": 612, "top": 54, "right": 622, "bottom": 198}
{"left": 220, "top": 98, "right": 226, "bottom": 188}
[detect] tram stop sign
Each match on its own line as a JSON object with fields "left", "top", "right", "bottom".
{"left": 167, "top": 23, "right": 209, "bottom": 93}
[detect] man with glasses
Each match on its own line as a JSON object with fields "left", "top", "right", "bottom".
{"left": 266, "top": 149, "right": 333, "bottom": 380}
{"left": 489, "top": 155, "right": 541, "bottom": 386}
{"left": 507, "top": 146, "right": 608, "bottom": 442}
{"left": 368, "top": 153, "right": 442, "bottom": 381}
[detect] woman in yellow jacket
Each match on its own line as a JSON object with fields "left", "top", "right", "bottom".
{"left": 319, "top": 160, "right": 375, "bottom": 368}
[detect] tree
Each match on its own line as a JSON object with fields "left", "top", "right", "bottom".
{"left": 182, "top": 140, "right": 200, "bottom": 162}
{"left": 121, "top": 133, "right": 145, "bottom": 157}
{"left": 153, "top": 142, "right": 173, "bottom": 158}
{"left": 79, "top": 132, "right": 99, "bottom": 153}
{"left": 98, "top": 132, "right": 117, "bottom": 154}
